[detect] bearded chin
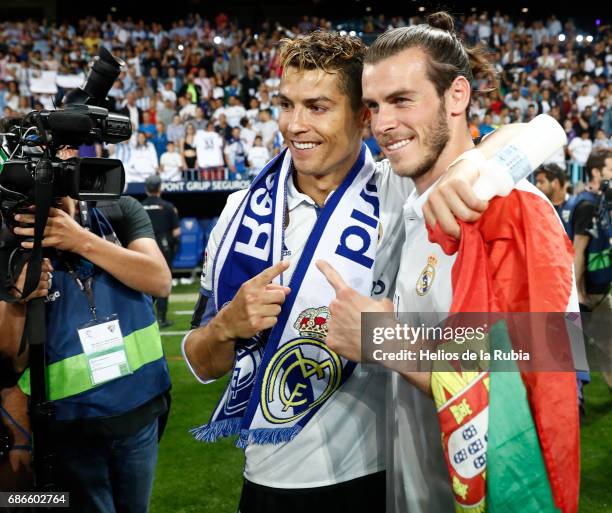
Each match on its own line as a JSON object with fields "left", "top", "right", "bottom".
{"left": 396, "top": 102, "right": 450, "bottom": 180}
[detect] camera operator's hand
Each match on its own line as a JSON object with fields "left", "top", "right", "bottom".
{"left": 14, "top": 207, "right": 87, "bottom": 253}
{"left": 11, "top": 258, "right": 54, "bottom": 303}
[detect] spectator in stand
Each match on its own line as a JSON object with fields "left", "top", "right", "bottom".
{"left": 159, "top": 141, "right": 183, "bottom": 182}
{"left": 504, "top": 86, "right": 529, "bottom": 117}
{"left": 167, "top": 114, "right": 186, "bottom": 144}
{"left": 213, "top": 54, "right": 229, "bottom": 83}
{"left": 178, "top": 94, "right": 196, "bottom": 121}
{"left": 525, "top": 103, "right": 538, "bottom": 122}
{"left": 479, "top": 113, "right": 496, "bottom": 137}
{"left": 246, "top": 134, "right": 270, "bottom": 177}
{"left": 224, "top": 126, "right": 248, "bottom": 179}
{"left": 139, "top": 111, "right": 157, "bottom": 140}
{"left": 224, "top": 76, "right": 242, "bottom": 102}
{"left": 119, "top": 91, "right": 142, "bottom": 138}
{"left": 158, "top": 98, "right": 176, "bottom": 128}
{"left": 135, "top": 87, "right": 152, "bottom": 112}
{"left": 192, "top": 106, "right": 207, "bottom": 131}
{"left": 180, "top": 123, "right": 198, "bottom": 175}
{"left": 216, "top": 113, "right": 233, "bottom": 142}
{"left": 255, "top": 108, "right": 278, "bottom": 151}
{"left": 241, "top": 66, "right": 261, "bottom": 105}
{"left": 1, "top": 10, "right": 610, "bottom": 188}
{"left": 239, "top": 117, "right": 256, "bottom": 150}
{"left": 160, "top": 81, "right": 177, "bottom": 104}
{"left": 5, "top": 81, "right": 20, "bottom": 112}
{"left": 151, "top": 121, "right": 169, "bottom": 158}
{"left": 246, "top": 97, "right": 260, "bottom": 124}
{"left": 125, "top": 131, "right": 158, "bottom": 183}
{"left": 576, "top": 84, "right": 596, "bottom": 113}
{"left": 195, "top": 68, "right": 212, "bottom": 101}
{"left": 224, "top": 95, "right": 247, "bottom": 128}
{"left": 468, "top": 114, "right": 480, "bottom": 139}
{"left": 195, "top": 121, "right": 225, "bottom": 180}
{"left": 593, "top": 128, "right": 611, "bottom": 150}
{"left": 179, "top": 73, "right": 202, "bottom": 104}
{"left": 568, "top": 130, "right": 594, "bottom": 182}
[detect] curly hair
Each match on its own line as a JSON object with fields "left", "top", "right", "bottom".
{"left": 279, "top": 31, "right": 366, "bottom": 112}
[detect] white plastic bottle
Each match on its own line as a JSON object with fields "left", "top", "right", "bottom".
{"left": 472, "top": 114, "right": 568, "bottom": 201}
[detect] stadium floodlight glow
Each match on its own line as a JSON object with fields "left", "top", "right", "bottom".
{"left": 521, "top": 7, "right": 528, "bottom": 13}
{"left": 213, "top": 36, "right": 222, "bottom": 45}
{"left": 576, "top": 35, "right": 584, "bottom": 42}
{"left": 558, "top": 34, "right": 566, "bottom": 42}
{"left": 586, "top": 35, "right": 593, "bottom": 43}
{"left": 349, "top": 30, "right": 357, "bottom": 37}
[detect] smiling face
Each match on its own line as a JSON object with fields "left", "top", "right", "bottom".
{"left": 278, "top": 67, "right": 365, "bottom": 179}
{"left": 362, "top": 47, "right": 450, "bottom": 179}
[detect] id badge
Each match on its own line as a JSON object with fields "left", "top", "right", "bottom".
{"left": 77, "top": 314, "right": 133, "bottom": 386}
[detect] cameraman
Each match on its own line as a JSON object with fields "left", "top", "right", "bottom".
{"left": 560, "top": 148, "right": 612, "bottom": 309}
{"left": 0, "top": 147, "right": 172, "bottom": 512}
{"left": 559, "top": 148, "right": 612, "bottom": 390}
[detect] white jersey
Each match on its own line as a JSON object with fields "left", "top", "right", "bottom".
{"left": 194, "top": 130, "right": 224, "bottom": 168}
{"left": 225, "top": 105, "right": 247, "bottom": 127}
{"left": 388, "top": 182, "right": 456, "bottom": 513}
{"left": 159, "top": 151, "right": 183, "bottom": 182}
{"left": 184, "top": 159, "right": 412, "bottom": 488}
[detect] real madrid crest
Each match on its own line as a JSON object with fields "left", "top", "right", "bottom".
{"left": 261, "top": 306, "right": 342, "bottom": 424}
{"left": 416, "top": 254, "right": 438, "bottom": 296}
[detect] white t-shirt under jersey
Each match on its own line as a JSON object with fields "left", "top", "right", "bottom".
{"left": 183, "top": 159, "right": 412, "bottom": 488}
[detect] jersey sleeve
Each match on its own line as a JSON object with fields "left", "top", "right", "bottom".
{"left": 184, "top": 189, "right": 248, "bottom": 384}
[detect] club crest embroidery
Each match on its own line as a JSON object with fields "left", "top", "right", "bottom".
{"left": 261, "top": 307, "right": 342, "bottom": 424}
{"left": 416, "top": 254, "right": 438, "bottom": 296}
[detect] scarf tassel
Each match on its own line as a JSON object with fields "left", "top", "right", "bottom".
{"left": 236, "top": 426, "right": 302, "bottom": 449}
{"left": 190, "top": 417, "right": 242, "bottom": 442}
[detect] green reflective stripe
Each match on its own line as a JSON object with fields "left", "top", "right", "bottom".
{"left": 587, "top": 248, "right": 611, "bottom": 272}
{"left": 19, "top": 322, "right": 163, "bottom": 400}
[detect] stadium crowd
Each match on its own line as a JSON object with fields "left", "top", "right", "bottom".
{"left": 0, "top": 10, "right": 610, "bottom": 184}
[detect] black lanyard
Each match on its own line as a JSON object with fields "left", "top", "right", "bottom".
{"left": 65, "top": 263, "right": 97, "bottom": 322}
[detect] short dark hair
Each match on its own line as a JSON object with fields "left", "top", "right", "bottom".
{"left": 279, "top": 31, "right": 366, "bottom": 112}
{"left": 535, "top": 163, "right": 567, "bottom": 186}
{"left": 585, "top": 148, "right": 612, "bottom": 180}
{"left": 365, "top": 12, "right": 498, "bottom": 118}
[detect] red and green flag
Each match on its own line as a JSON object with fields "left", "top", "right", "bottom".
{"left": 428, "top": 183, "right": 580, "bottom": 513}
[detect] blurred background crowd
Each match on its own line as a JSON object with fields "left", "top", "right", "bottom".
{"left": 0, "top": 9, "right": 610, "bottom": 184}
